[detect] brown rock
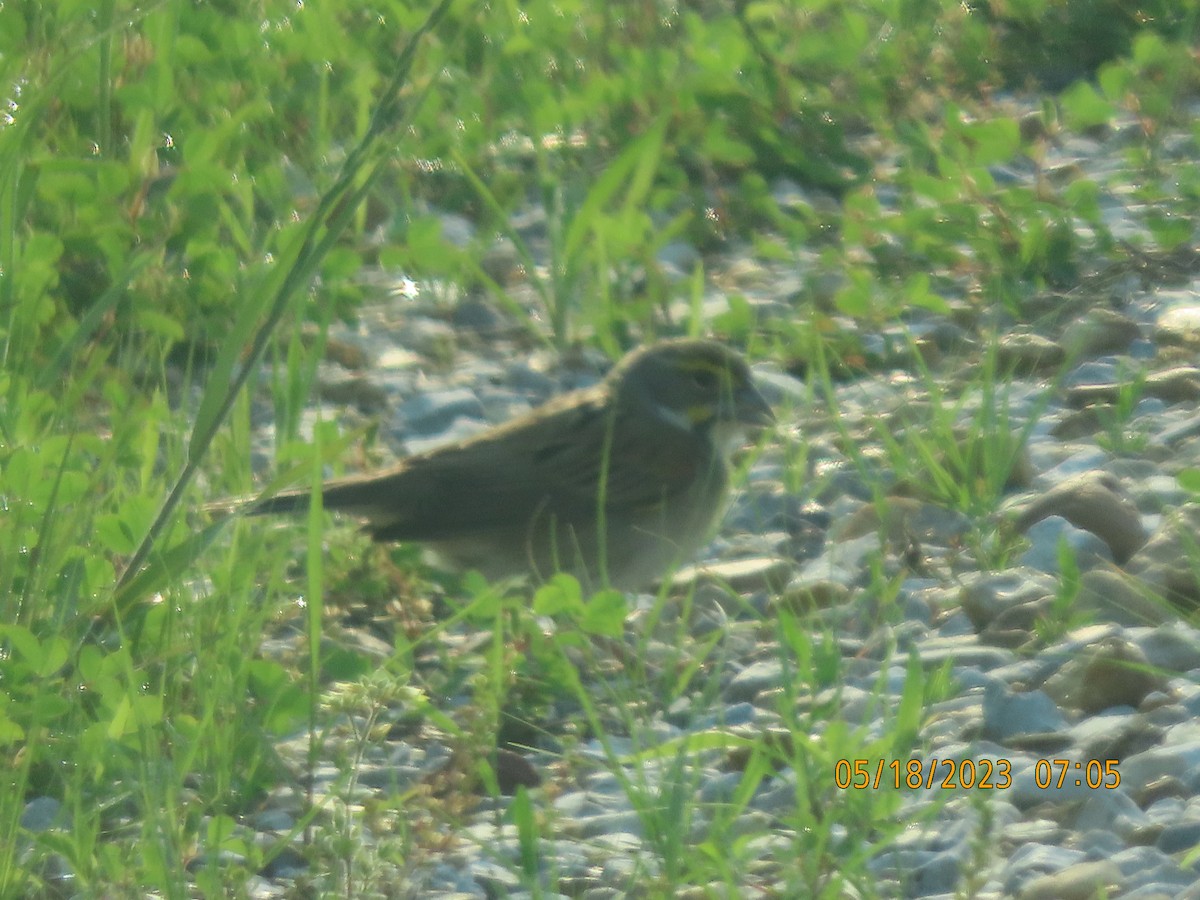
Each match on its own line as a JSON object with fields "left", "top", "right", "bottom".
{"left": 1060, "top": 307, "right": 1139, "bottom": 360}
{"left": 1018, "top": 860, "right": 1121, "bottom": 900}
{"left": 1043, "top": 636, "right": 1165, "bottom": 714}
{"left": 960, "top": 570, "right": 1057, "bottom": 631}
{"left": 1010, "top": 471, "right": 1146, "bottom": 563}
{"left": 834, "top": 496, "right": 971, "bottom": 543}
{"left": 997, "top": 330, "right": 1065, "bottom": 374}
{"left": 1065, "top": 365, "right": 1200, "bottom": 408}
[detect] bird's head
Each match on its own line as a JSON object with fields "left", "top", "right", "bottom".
{"left": 610, "top": 339, "right": 774, "bottom": 452}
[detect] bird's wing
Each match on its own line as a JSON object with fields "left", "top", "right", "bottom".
{"left": 345, "top": 397, "right": 707, "bottom": 543}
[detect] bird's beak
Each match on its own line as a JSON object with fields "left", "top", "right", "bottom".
{"left": 735, "top": 384, "right": 775, "bottom": 428}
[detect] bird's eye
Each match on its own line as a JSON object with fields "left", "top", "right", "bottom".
{"left": 689, "top": 368, "right": 719, "bottom": 390}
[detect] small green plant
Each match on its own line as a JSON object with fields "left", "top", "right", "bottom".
{"left": 1037, "top": 536, "right": 1087, "bottom": 643}
{"left": 1094, "top": 369, "right": 1150, "bottom": 455}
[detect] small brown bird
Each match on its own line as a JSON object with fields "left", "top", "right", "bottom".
{"left": 235, "top": 338, "right": 774, "bottom": 590}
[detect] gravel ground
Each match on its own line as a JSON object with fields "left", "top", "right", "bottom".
{"left": 230, "top": 102, "right": 1200, "bottom": 898}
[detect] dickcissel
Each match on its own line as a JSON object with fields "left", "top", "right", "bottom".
{"left": 237, "top": 338, "right": 773, "bottom": 590}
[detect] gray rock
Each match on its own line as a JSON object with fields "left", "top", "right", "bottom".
{"left": 1155, "top": 819, "right": 1200, "bottom": 853}
{"left": 724, "top": 660, "right": 786, "bottom": 703}
{"left": 1121, "top": 742, "right": 1200, "bottom": 796}
{"left": 1136, "top": 625, "right": 1200, "bottom": 672}
{"left": 1018, "top": 515, "right": 1113, "bottom": 573}
{"left": 959, "top": 570, "right": 1057, "bottom": 630}
{"left": 396, "top": 386, "right": 487, "bottom": 437}
{"left": 982, "top": 681, "right": 1068, "bottom": 741}
{"left": 20, "top": 796, "right": 63, "bottom": 832}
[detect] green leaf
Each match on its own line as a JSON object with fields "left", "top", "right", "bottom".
{"left": 580, "top": 589, "right": 627, "bottom": 637}
{"left": 965, "top": 118, "right": 1020, "bottom": 166}
{"left": 532, "top": 573, "right": 585, "bottom": 617}
{"left": 1059, "top": 82, "right": 1114, "bottom": 130}
{"left": 1145, "top": 210, "right": 1193, "bottom": 250}
{"left": 0, "top": 625, "right": 42, "bottom": 669}
{"left": 1177, "top": 469, "right": 1200, "bottom": 494}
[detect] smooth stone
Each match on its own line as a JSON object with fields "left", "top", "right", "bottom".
{"left": 1018, "top": 515, "right": 1113, "bottom": 573}
{"left": 916, "top": 638, "right": 1016, "bottom": 671}
{"left": 260, "top": 845, "right": 308, "bottom": 879}
{"left": 1156, "top": 305, "right": 1200, "bottom": 346}
{"left": 318, "top": 374, "right": 391, "bottom": 413}
{"left": 1132, "top": 396, "right": 1168, "bottom": 420}
{"left": 1062, "top": 359, "right": 1120, "bottom": 389}
{"left": 1155, "top": 819, "right": 1200, "bottom": 853}
{"left": 773, "top": 579, "right": 852, "bottom": 616}
{"left": 1001, "top": 818, "right": 1065, "bottom": 844}
{"left": 724, "top": 660, "right": 786, "bottom": 702}
{"left": 797, "top": 532, "right": 878, "bottom": 587}
{"left": 998, "top": 330, "right": 1066, "bottom": 373}
{"left": 552, "top": 791, "right": 603, "bottom": 819}
{"left": 1120, "top": 742, "right": 1200, "bottom": 796}
{"left": 250, "top": 808, "right": 296, "bottom": 832}
{"left": 1157, "top": 412, "right": 1200, "bottom": 445}
{"left": 979, "top": 597, "right": 1055, "bottom": 645}
{"left": 1145, "top": 366, "right": 1200, "bottom": 403}
{"left": 374, "top": 345, "right": 423, "bottom": 373}
{"left": 834, "top": 496, "right": 972, "bottom": 544}
{"left": 1074, "top": 788, "right": 1147, "bottom": 836}
{"left": 1136, "top": 776, "right": 1190, "bottom": 807}
{"left": 988, "top": 655, "right": 1066, "bottom": 689}
{"left": 1133, "top": 474, "right": 1191, "bottom": 509}
{"left": 698, "top": 771, "right": 744, "bottom": 805}
{"left": 655, "top": 239, "right": 701, "bottom": 276}
{"left": 1124, "top": 883, "right": 1199, "bottom": 900}
{"left": 1050, "top": 406, "right": 1107, "bottom": 439}
{"left": 579, "top": 816, "right": 646, "bottom": 840}
{"left": 752, "top": 368, "right": 808, "bottom": 406}
{"left": 1125, "top": 505, "right": 1200, "bottom": 612}
{"left": 1136, "top": 625, "right": 1200, "bottom": 672}
{"left": 20, "top": 797, "right": 63, "bottom": 832}
{"left": 1004, "top": 843, "right": 1088, "bottom": 890}
{"left": 1060, "top": 308, "right": 1139, "bottom": 359}
{"left": 1005, "top": 756, "right": 1111, "bottom": 808}
{"left": 910, "top": 849, "right": 966, "bottom": 895}
{"left": 1108, "top": 845, "right": 1192, "bottom": 883}
{"left": 958, "top": 569, "right": 1057, "bottom": 630}
{"left": 1070, "top": 712, "right": 1163, "bottom": 763}
{"left": 982, "top": 682, "right": 1068, "bottom": 740}
{"left": 1040, "top": 447, "right": 1114, "bottom": 480}
{"left": 400, "top": 417, "right": 491, "bottom": 455}
{"left": 937, "top": 610, "right": 980, "bottom": 637}
{"left": 1009, "top": 471, "right": 1147, "bottom": 563}
{"left": 1016, "top": 859, "right": 1122, "bottom": 900}
{"left": 1043, "top": 636, "right": 1165, "bottom": 714}
{"left": 396, "top": 387, "right": 486, "bottom": 436}
{"left": 477, "top": 236, "right": 523, "bottom": 285}
{"left": 671, "top": 556, "right": 794, "bottom": 594}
